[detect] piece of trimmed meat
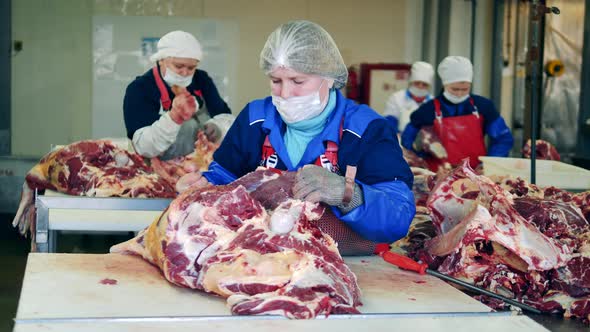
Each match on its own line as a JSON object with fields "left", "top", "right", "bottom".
{"left": 523, "top": 139, "right": 561, "bottom": 161}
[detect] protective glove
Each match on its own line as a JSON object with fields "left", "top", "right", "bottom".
{"left": 203, "top": 123, "right": 222, "bottom": 143}
{"left": 292, "top": 165, "right": 364, "bottom": 213}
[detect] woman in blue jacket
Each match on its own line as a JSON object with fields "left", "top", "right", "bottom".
{"left": 190, "top": 20, "right": 415, "bottom": 253}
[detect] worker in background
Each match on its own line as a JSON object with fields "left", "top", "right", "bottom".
{"left": 383, "top": 61, "right": 434, "bottom": 133}
{"left": 185, "top": 20, "right": 415, "bottom": 250}
{"left": 123, "top": 30, "right": 233, "bottom": 160}
{"left": 401, "top": 56, "right": 514, "bottom": 170}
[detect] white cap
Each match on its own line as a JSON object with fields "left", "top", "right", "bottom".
{"left": 437, "top": 56, "right": 473, "bottom": 85}
{"left": 150, "top": 31, "right": 203, "bottom": 62}
{"left": 409, "top": 61, "right": 434, "bottom": 86}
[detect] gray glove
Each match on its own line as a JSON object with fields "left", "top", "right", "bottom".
{"left": 292, "top": 165, "right": 364, "bottom": 213}
{"left": 203, "top": 123, "right": 221, "bottom": 143}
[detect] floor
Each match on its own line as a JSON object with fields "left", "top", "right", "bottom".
{"left": 0, "top": 212, "right": 588, "bottom": 332}
{"left": 0, "top": 213, "right": 27, "bottom": 332}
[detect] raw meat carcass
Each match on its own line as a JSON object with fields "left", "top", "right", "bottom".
{"left": 425, "top": 161, "right": 571, "bottom": 274}
{"left": 491, "top": 175, "right": 545, "bottom": 198}
{"left": 494, "top": 175, "right": 590, "bottom": 224}
{"left": 523, "top": 139, "right": 561, "bottom": 161}
{"left": 395, "top": 161, "right": 590, "bottom": 323}
{"left": 513, "top": 197, "right": 590, "bottom": 249}
{"left": 151, "top": 130, "right": 219, "bottom": 190}
{"left": 12, "top": 140, "right": 176, "bottom": 246}
{"left": 111, "top": 169, "right": 362, "bottom": 319}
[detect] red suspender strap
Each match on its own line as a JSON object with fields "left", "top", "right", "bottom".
{"left": 264, "top": 116, "right": 344, "bottom": 171}
{"left": 433, "top": 98, "right": 442, "bottom": 118}
{"left": 469, "top": 97, "right": 480, "bottom": 118}
{"left": 152, "top": 66, "right": 172, "bottom": 111}
{"left": 321, "top": 117, "right": 344, "bottom": 168}
{"left": 261, "top": 136, "right": 275, "bottom": 160}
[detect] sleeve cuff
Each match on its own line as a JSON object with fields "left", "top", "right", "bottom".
{"left": 161, "top": 112, "right": 182, "bottom": 132}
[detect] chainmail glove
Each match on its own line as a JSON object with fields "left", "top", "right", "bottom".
{"left": 292, "top": 165, "right": 364, "bottom": 213}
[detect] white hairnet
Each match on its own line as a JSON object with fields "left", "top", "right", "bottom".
{"left": 150, "top": 30, "right": 203, "bottom": 62}
{"left": 259, "top": 20, "right": 348, "bottom": 89}
{"left": 438, "top": 56, "right": 473, "bottom": 85}
{"left": 409, "top": 61, "right": 434, "bottom": 86}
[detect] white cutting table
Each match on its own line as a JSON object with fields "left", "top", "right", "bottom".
{"left": 13, "top": 254, "right": 548, "bottom": 331}
{"left": 34, "top": 190, "right": 171, "bottom": 252}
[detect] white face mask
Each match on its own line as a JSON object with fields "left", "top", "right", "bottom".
{"left": 163, "top": 67, "right": 193, "bottom": 88}
{"left": 408, "top": 85, "right": 429, "bottom": 98}
{"left": 271, "top": 81, "right": 327, "bottom": 124}
{"left": 443, "top": 90, "right": 470, "bottom": 104}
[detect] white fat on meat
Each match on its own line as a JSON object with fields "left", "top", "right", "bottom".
{"left": 201, "top": 249, "right": 300, "bottom": 296}
{"left": 288, "top": 259, "right": 334, "bottom": 289}
{"left": 114, "top": 152, "right": 129, "bottom": 167}
{"left": 269, "top": 205, "right": 302, "bottom": 234}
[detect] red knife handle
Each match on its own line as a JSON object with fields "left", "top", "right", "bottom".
{"left": 381, "top": 251, "right": 428, "bottom": 275}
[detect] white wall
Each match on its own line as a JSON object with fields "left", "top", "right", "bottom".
{"left": 12, "top": 1, "right": 92, "bottom": 157}
{"left": 448, "top": 0, "right": 494, "bottom": 97}
{"left": 12, "top": 0, "right": 416, "bottom": 157}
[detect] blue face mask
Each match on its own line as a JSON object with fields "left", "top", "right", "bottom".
{"left": 163, "top": 67, "right": 192, "bottom": 87}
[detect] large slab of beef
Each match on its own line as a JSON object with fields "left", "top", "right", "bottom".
{"left": 12, "top": 140, "right": 176, "bottom": 247}
{"left": 111, "top": 169, "right": 362, "bottom": 319}
{"left": 394, "top": 160, "right": 590, "bottom": 323}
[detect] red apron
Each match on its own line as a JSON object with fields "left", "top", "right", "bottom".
{"left": 427, "top": 97, "right": 486, "bottom": 170}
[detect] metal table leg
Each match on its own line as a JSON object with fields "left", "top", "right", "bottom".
{"left": 35, "top": 191, "right": 49, "bottom": 253}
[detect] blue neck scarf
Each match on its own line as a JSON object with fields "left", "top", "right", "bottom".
{"left": 283, "top": 90, "right": 336, "bottom": 166}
